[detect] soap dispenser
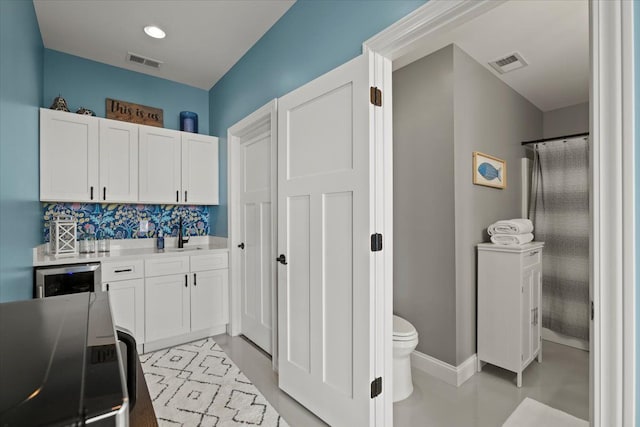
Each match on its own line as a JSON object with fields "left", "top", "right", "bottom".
{"left": 156, "top": 229, "right": 164, "bottom": 250}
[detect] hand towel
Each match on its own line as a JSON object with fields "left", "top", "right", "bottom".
{"left": 487, "top": 219, "right": 534, "bottom": 236}
{"left": 490, "top": 233, "right": 534, "bottom": 245}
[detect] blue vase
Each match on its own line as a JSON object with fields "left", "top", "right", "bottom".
{"left": 180, "top": 111, "right": 198, "bottom": 133}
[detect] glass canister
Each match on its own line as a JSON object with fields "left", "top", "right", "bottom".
{"left": 97, "top": 238, "right": 110, "bottom": 253}
{"left": 180, "top": 111, "right": 198, "bottom": 133}
{"left": 79, "top": 235, "right": 96, "bottom": 253}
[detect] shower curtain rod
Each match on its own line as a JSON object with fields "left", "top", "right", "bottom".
{"left": 521, "top": 132, "right": 589, "bottom": 146}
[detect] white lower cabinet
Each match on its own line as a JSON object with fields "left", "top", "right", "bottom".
{"left": 144, "top": 253, "right": 229, "bottom": 349}
{"left": 477, "top": 242, "right": 544, "bottom": 387}
{"left": 145, "top": 273, "right": 191, "bottom": 342}
{"left": 191, "top": 269, "right": 229, "bottom": 331}
{"left": 102, "top": 261, "right": 145, "bottom": 347}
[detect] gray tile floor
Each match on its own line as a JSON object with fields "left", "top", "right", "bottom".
{"left": 215, "top": 334, "right": 588, "bottom": 427}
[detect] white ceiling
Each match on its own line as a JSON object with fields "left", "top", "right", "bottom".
{"left": 394, "top": 0, "right": 589, "bottom": 112}
{"left": 33, "top": 0, "right": 295, "bottom": 90}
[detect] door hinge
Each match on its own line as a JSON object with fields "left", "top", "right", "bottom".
{"left": 590, "top": 301, "right": 594, "bottom": 320}
{"left": 371, "top": 377, "right": 382, "bottom": 398}
{"left": 370, "top": 86, "right": 382, "bottom": 107}
{"left": 371, "top": 233, "right": 383, "bottom": 252}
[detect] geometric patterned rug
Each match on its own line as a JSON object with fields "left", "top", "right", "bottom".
{"left": 141, "top": 337, "right": 289, "bottom": 427}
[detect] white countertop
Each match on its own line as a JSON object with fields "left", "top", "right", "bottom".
{"left": 34, "top": 236, "right": 228, "bottom": 266}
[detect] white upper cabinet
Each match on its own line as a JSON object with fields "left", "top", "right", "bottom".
{"left": 181, "top": 133, "right": 219, "bottom": 205}
{"left": 40, "top": 109, "right": 219, "bottom": 205}
{"left": 40, "top": 109, "right": 99, "bottom": 202}
{"left": 138, "top": 125, "right": 182, "bottom": 204}
{"left": 99, "top": 119, "right": 138, "bottom": 203}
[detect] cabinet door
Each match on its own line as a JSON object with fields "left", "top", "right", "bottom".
{"left": 521, "top": 268, "right": 533, "bottom": 364}
{"left": 531, "top": 266, "right": 542, "bottom": 356}
{"left": 145, "top": 273, "right": 190, "bottom": 342}
{"left": 191, "top": 269, "right": 228, "bottom": 331}
{"left": 99, "top": 119, "right": 138, "bottom": 202}
{"left": 139, "top": 125, "right": 182, "bottom": 204}
{"left": 40, "top": 109, "right": 99, "bottom": 202}
{"left": 181, "top": 133, "right": 219, "bottom": 205}
{"left": 104, "top": 279, "right": 145, "bottom": 344}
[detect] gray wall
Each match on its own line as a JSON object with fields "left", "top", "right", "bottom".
{"left": 542, "top": 102, "right": 589, "bottom": 138}
{"left": 452, "top": 46, "right": 542, "bottom": 364}
{"left": 393, "top": 44, "right": 543, "bottom": 366}
{"left": 393, "top": 46, "right": 457, "bottom": 363}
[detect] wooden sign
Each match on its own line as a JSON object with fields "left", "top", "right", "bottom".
{"left": 106, "top": 98, "right": 164, "bottom": 127}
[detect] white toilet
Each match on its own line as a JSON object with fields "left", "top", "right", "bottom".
{"left": 393, "top": 315, "right": 419, "bottom": 402}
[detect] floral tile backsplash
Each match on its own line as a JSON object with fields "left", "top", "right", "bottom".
{"left": 43, "top": 203, "right": 209, "bottom": 242}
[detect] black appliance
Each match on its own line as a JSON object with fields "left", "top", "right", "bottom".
{"left": 34, "top": 262, "right": 101, "bottom": 298}
{"left": 0, "top": 292, "right": 136, "bottom": 426}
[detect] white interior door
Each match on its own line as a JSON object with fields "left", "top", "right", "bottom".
{"left": 240, "top": 132, "right": 274, "bottom": 354}
{"left": 277, "top": 54, "right": 377, "bottom": 427}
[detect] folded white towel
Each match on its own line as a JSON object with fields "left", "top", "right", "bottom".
{"left": 490, "top": 233, "right": 534, "bottom": 245}
{"left": 487, "top": 219, "right": 534, "bottom": 236}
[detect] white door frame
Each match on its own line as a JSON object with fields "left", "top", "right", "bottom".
{"left": 363, "top": 0, "right": 635, "bottom": 426}
{"left": 227, "top": 99, "right": 279, "bottom": 371}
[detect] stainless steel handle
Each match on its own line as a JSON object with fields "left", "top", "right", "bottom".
{"left": 37, "top": 286, "right": 44, "bottom": 298}
{"left": 114, "top": 268, "right": 132, "bottom": 273}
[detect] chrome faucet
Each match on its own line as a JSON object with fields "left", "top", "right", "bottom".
{"left": 178, "top": 218, "right": 190, "bottom": 248}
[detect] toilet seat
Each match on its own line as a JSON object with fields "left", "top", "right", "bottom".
{"left": 393, "top": 315, "right": 418, "bottom": 341}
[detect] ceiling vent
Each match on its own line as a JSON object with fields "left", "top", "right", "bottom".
{"left": 127, "top": 52, "right": 163, "bottom": 69}
{"left": 489, "top": 52, "right": 527, "bottom": 74}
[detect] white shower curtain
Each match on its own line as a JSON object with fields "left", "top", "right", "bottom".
{"left": 528, "top": 137, "right": 589, "bottom": 341}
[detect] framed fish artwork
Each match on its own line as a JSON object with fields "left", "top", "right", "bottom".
{"left": 473, "top": 151, "right": 506, "bottom": 189}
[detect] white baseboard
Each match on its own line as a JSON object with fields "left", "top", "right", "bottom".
{"left": 411, "top": 350, "right": 477, "bottom": 387}
{"left": 542, "top": 327, "right": 589, "bottom": 351}
{"left": 142, "top": 325, "right": 227, "bottom": 354}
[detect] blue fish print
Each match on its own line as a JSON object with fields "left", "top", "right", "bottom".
{"left": 478, "top": 162, "right": 502, "bottom": 182}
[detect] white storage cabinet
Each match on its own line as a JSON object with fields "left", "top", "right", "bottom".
{"left": 477, "top": 242, "right": 544, "bottom": 387}
{"left": 101, "top": 259, "right": 145, "bottom": 351}
{"left": 144, "top": 253, "right": 229, "bottom": 347}
{"left": 41, "top": 109, "right": 219, "bottom": 205}
{"left": 40, "top": 108, "right": 99, "bottom": 202}
{"left": 99, "top": 118, "right": 139, "bottom": 202}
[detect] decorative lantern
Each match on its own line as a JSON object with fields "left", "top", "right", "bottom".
{"left": 50, "top": 215, "right": 77, "bottom": 256}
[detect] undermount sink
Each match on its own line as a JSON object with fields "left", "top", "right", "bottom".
{"left": 163, "top": 247, "right": 203, "bottom": 252}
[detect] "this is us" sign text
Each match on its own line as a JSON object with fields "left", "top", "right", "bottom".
{"left": 106, "top": 98, "right": 164, "bottom": 128}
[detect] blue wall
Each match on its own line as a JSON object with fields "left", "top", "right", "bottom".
{"left": 208, "top": 0, "right": 426, "bottom": 236}
{"left": 636, "top": 1, "right": 640, "bottom": 424}
{"left": 0, "top": 0, "right": 44, "bottom": 302}
{"left": 44, "top": 49, "right": 210, "bottom": 134}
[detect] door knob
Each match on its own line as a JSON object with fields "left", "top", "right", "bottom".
{"left": 238, "top": 243, "right": 245, "bottom": 250}
{"left": 276, "top": 254, "right": 288, "bottom": 265}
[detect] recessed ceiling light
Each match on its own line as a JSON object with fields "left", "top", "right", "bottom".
{"left": 144, "top": 25, "right": 166, "bottom": 39}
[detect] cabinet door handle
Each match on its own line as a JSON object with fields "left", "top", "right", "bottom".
{"left": 106, "top": 283, "right": 110, "bottom": 291}
{"left": 529, "top": 250, "right": 539, "bottom": 256}
{"left": 103, "top": 187, "right": 107, "bottom": 200}
{"left": 90, "top": 186, "right": 94, "bottom": 200}
{"left": 194, "top": 273, "right": 197, "bottom": 286}
{"left": 114, "top": 268, "right": 132, "bottom": 273}
{"left": 176, "top": 190, "right": 179, "bottom": 203}
{"left": 185, "top": 274, "right": 188, "bottom": 287}
{"left": 185, "top": 191, "right": 188, "bottom": 203}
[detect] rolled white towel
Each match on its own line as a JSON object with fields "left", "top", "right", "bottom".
{"left": 487, "top": 219, "right": 533, "bottom": 236}
{"left": 490, "top": 233, "right": 534, "bottom": 245}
